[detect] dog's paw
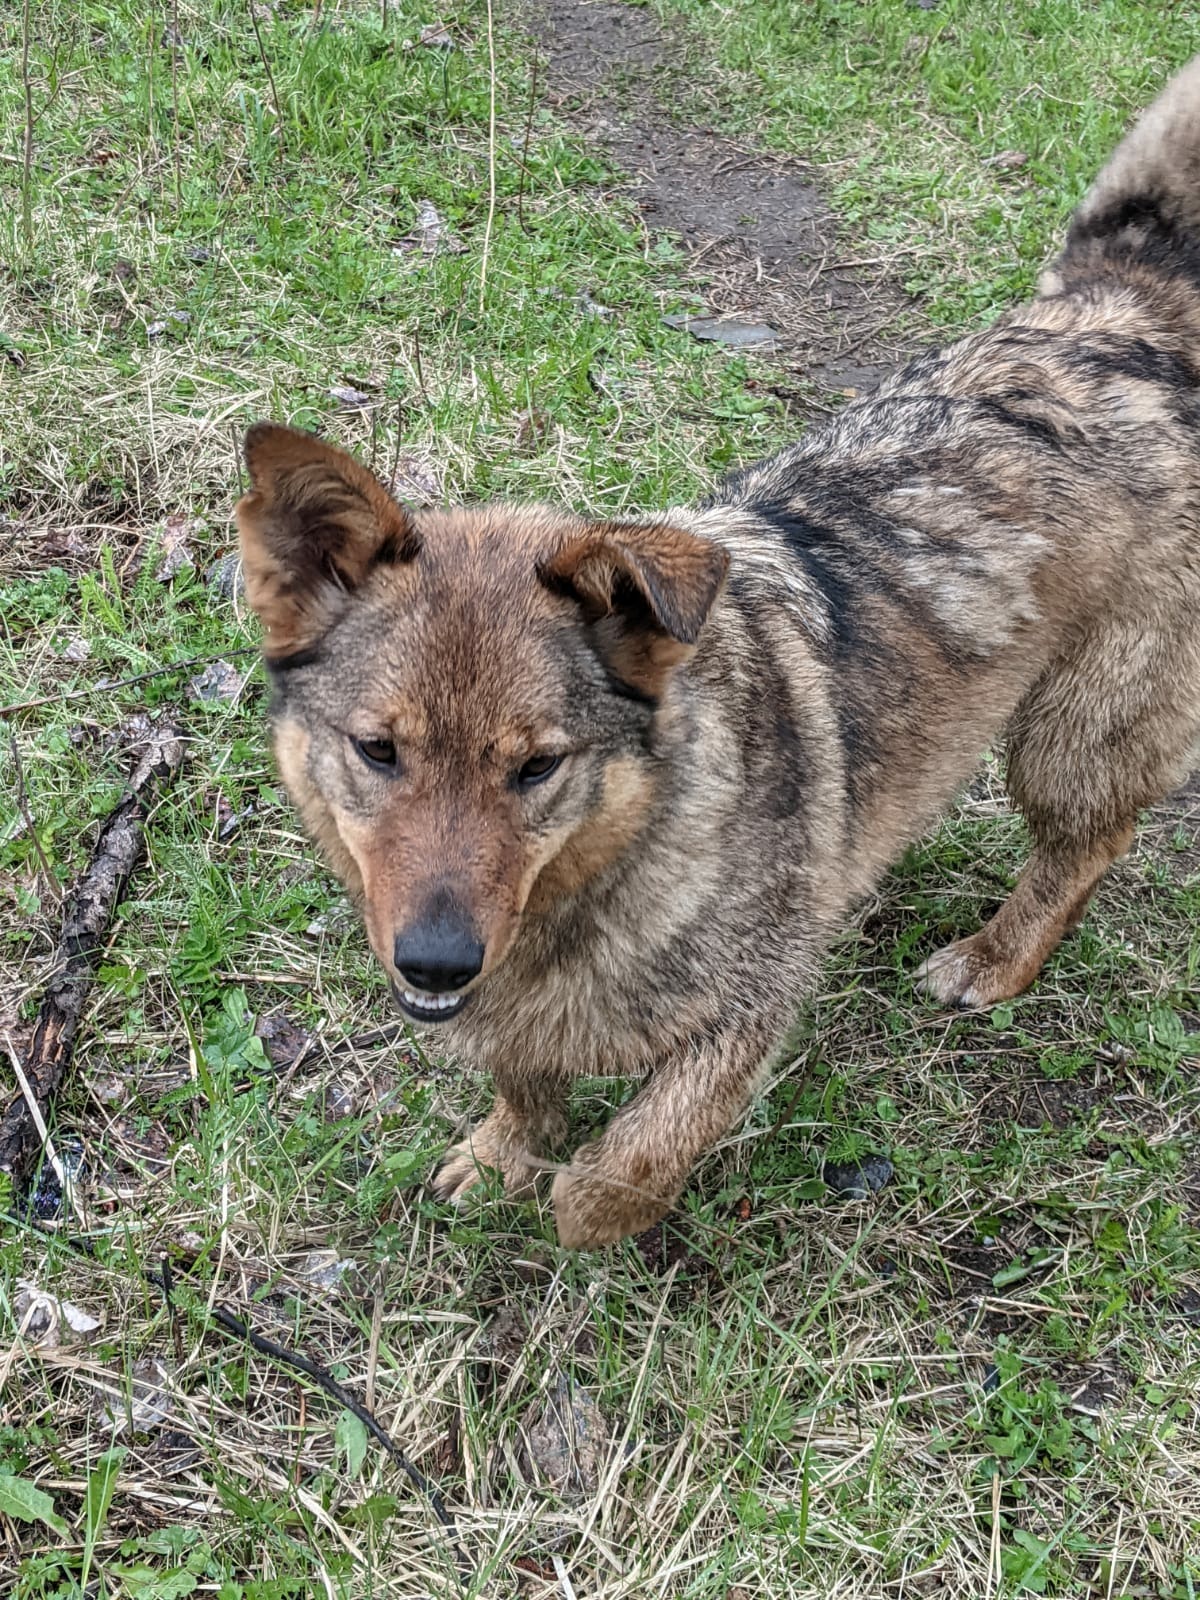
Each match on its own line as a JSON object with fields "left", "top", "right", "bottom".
{"left": 430, "top": 1136, "right": 537, "bottom": 1206}
{"left": 551, "top": 1159, "right": 673, "bottom": 1250}
{"left": 430, "top": 1142, "right": 495, "bottom": 1204}
{"left": 915, "top": 934, "right": 1030, "bottom": 1009}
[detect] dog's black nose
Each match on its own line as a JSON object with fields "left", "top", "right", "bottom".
{"left": 394, "top": 910, "right": 484, "bottom": 994}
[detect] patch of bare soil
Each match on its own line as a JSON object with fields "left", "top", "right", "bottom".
{"left": 1138, "top": 766, "right": 1200, "bottom": 880}
{"left": 525, "top": 0, "right": 914, "bottom": 402}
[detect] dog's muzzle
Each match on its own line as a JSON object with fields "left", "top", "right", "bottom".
{"left": 390, "top": 899, "right": 483, "bottom": 1023}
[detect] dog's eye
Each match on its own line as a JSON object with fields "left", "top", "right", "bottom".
{"left": 517, "top": 753, "right": 561, "bottom": 787}
{"left": 353, "top": 736, "right": 398, "bottom": 772}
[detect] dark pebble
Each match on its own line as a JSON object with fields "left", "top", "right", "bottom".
{"left": 206, "top": 554, "right": 245, "bottom": 601}
{"left": 822, "top": 1154, "right": 894, "bottom": 1200}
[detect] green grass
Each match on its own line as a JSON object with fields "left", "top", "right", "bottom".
{"left": 0, "top": 0, "right": 786, "bottom": 529}
{"left": 666, "top": 0, "right": 1200, "bottom": 326}
{"left": 1, "top": 1, "right": 1199, "bottom": 1596}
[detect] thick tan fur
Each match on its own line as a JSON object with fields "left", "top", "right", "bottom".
{"left": 237, "top": 61, "right": 1200, "bottom": 1247}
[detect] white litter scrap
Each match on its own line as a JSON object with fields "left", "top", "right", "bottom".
{"left": 394, "top": 199, "right": 466, "bottom": 259}
{"left": 12, "top": 1280, "right": 102, "bottom": 1349}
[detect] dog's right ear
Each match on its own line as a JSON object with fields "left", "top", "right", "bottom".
{"left": 235, "top": 423, "right": 419, "bottom": 662}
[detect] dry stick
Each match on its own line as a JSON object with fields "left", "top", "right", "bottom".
{"left": 0, "top": 646, "right": 258, "bottom": 719}
{"left": 387, "top": 389, "right": 405, "bottom": 496}
{"left": 516, "top": 55, "right": 538, "bottom": 234}
{"left": 248, "top": 0, "right": 288, "bottom": 160}
{"left": 20, "top": 0, "right": 34, "bottom": 248}
{"left": 142, "top": 1252, "right": 467, "bottom": 1577}
{"left": 0, "top": 725, "right": 187, "bottom": 1188}
{"left": 170, "top": 0, "right": 182, "bottom": 212}
{"left": 203, "top": 1299, "right": 467, "bottom": 1570}
{"left": 477, "top": 0, "right": 498, "bottom": 313}
{"left": 146, "top": 0, "right": 157, "bottom": 165}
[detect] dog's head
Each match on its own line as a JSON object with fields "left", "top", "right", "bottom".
{"left": 235, "top": 424, "right": 728, "bottom": 1025}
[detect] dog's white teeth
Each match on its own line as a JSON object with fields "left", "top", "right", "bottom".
{"left": 402, "top": 989, "right": 459, "bottom": 1013}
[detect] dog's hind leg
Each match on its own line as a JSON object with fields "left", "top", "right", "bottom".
{"left": 915, "top": 819, "right": 1136, "bottom": 1008}
{"left": 917, "top": 618, "right": 1199, "bottom": 1008}
{"left": 432, "top": 1071, "right": 569, "bottom": 1204}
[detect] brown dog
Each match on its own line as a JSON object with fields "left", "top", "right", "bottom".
{"left": 237, "top": 59, "right": 1200, "bottom": 1247}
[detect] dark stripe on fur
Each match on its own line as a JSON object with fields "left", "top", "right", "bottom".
{"left": 721, "top": 590, "right": 815, "bottom": 824}
{"left": 1069, "top": 192, "right": 1172, "bottom": 244}
{"left": 975, "top": 396, "right": 1069, "bottom": 453}
{"left": 1060, "top": 194, "right": 1200, "bottom": 295}
{"left": 756, "top": 504, "right": 980, "bottom": 667}
{"left": 266, "top": 646, "right": 323, "bottom": 673}
{"left": 728, "top": 534, "right": 882, "bottom": 808}
{"left": 1069, "top": 335, "right": 1200, "bottom": 391}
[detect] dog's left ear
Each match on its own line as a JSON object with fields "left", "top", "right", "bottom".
{"left": 541, "top": 518, "right": 728, "bottom": 643}
{"left": 541, "top": 520, "right": 728, "bottom": 697}
{"left": 235, "top": 423, "right": 419, "bottom": 661}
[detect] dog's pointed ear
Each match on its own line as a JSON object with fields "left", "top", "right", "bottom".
{"left": 540, "top": 520, "right": 728, "bottom": 698}
{"left": 234, "top": 423, "right": 419, "bottom": 662}
{"left": 540, "top": 520, "right": 729, "bottom": 646}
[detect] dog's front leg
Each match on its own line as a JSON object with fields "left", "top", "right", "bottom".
{"left": 432, "top": 1070, "right": 569, "bottom": 1205}
{"left": 551, "top": 1029, "right": 773, "bottom": 1249}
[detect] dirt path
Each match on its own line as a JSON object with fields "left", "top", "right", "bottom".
{"left": 524, "top": 0, "right": 917, "bottom": 403}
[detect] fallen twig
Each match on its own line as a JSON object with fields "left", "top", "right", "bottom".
{"left": 247, "top": 0, "right": 288, "bottom": 159}
{"left": 4, "top": 1209, "right": 469, "bottom": 1584}
{"left": 0, "top": 723, "right": 187, "bottom": 1187}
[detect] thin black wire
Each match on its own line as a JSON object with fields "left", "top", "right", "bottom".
{"left": 7, "top": 1215, "right": 470, "bottom": 1583}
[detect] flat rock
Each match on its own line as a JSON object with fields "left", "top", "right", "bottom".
{"left": 822, "top": 1154, "right": 894, "bottom": 1200}
{"left": 661, "top": 312, "right": 779, "bottom": 348}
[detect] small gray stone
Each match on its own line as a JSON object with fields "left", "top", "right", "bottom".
{"left": 188, "top": 659, "right": 242, "bottom": 703}
{"left": 662, "top": 312, "right": 779, "bottom": 348}
{"left": 521, "top": 1376, "right": 607, "bottom": 1497}
{"left": 206, "top": 554, "right": 245, "bottom": 601}
{"left": 822, "top": 1155, "right": 894, "bottom": 1200}
{"left": 328, "top": 384, "right": 372, "bottom": 409}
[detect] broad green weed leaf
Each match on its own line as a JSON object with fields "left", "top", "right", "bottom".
{"left": 0, "top": 1473, "right": 69, "bottom": 1538}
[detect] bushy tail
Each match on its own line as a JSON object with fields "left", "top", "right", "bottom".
{"left": 1067, "top": 54, "right": 1200, "bottom": 254}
